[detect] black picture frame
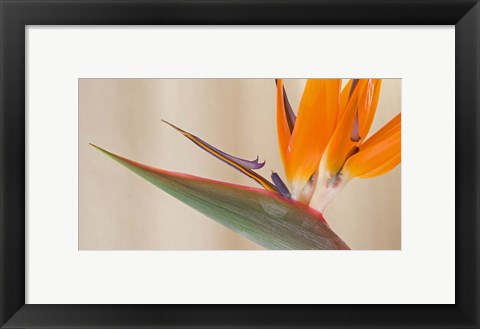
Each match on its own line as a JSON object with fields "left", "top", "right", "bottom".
{"left": 1, "top": 0, "right": 478, "bottom": 328}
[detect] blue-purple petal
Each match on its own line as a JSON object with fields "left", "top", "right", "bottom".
{"left": 271, "top": 172, "right": 291, "bottom": 198}
{"left": 196, "top": 136, "right": 265, "bottom": 170}
{"left": 276, "top": 79, "right": 296, "bottom": 133}
{"left": 162, "top": 120, "right": 276, "bottom": 192}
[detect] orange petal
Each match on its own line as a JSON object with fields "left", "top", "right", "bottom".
{"left": 338, "top": 79, "right": 355, "bottom": 120}
{"left": 276, "top": 79, "right": 293, "bottom": 181}
{"left": 288, "top": 79, "right": 341, "bottom": 186}
{"left": 321, "top": 79, "right": 369, "bottom": 175}
{"left": 344, "top": 113, "right": 401, "bottom": 178}
{"left": 357, "top": 79, "right": 382, "bottom": 142}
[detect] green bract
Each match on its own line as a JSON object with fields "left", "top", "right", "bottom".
{"left": 92, "top": 144, "right": 349, "bottom": 250}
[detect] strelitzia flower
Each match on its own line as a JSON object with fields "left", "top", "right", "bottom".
{"left": 92, "top": 78, "right": 400, "bottom": 250}
{"left": 276, "top": 79, "right": 401, "bottom": 211}
{"left": 161, "top": 79, "right": 400, "bottom": 212}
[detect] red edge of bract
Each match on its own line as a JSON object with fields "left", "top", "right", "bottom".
{"left": 91, "top": 143, "right": 328, "bottom": 224}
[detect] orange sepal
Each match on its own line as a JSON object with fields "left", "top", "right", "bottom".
{"left": 321, "top": 79, "right": 369, "bottom": 175}
{"left": 288, "top": 79, "right": 341, "bottom": 186}
{"left": 344, "top": 113, "right": 401, "bottom": 178}
{"left": 357, "top": 79, "right": 382, "bottom": 142}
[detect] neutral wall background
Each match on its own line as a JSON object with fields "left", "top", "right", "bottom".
{"left": 79, "top": 79, "right": 401, "bottom": 250}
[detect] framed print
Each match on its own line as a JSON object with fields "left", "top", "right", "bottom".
{"left": 0, "top": 0, "right": 478, "bottom": 328}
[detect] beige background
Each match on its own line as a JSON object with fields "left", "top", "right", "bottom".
{"left": 79, "top": 79, "right": 401, "bottom": 250}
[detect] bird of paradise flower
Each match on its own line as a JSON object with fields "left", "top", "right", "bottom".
{"left": 91, "top": 79, "right": 401, "bottom": 250}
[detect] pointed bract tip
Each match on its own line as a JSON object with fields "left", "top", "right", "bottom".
{"left": 89, "top": 143, "right": 102, "bottom": 151}
{"left": 89, "top": 143, "right": 112, "bottom": 156}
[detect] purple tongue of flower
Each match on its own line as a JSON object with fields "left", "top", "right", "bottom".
{"left": 209, "top": 149, "right": 265, "bottom": 170}
{"left": 163, "top": 120, "right": 292, "bottom": 198}
{"left": 162, "top": 120, "right": 279, "bottom": 193}
{"left": 162, "top": 120, "right": 265, "bottom": 170}
{"left": 271, "top": 172, "right": 291, "bottom": 198}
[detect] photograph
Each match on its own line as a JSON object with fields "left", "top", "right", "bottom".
{"left": 79, "top": 78, "right": 401, "bottom": 250}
